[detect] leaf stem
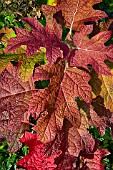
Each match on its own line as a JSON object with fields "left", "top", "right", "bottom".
{"left": 69, "top": 0, "right": 80, "bottom": 36}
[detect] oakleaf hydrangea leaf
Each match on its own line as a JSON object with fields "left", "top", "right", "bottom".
{"left": 29, "top": 59, "right": 92, "bottom": 142}
{"left": 0, "top": 63, "right": 35, "bottom": 152}
{"left": 82, "top": 148, "right": 110, "bottom": 170}
{"left": 96, "top": 69, "right": 113, "bottom": 112}
{"left": 0, "top": 44, "right": 45, "bottom": 81}
{"left": 5, "top": 17, "right": 69, "bottom": 65}
{"left": 70, "top": 25, "right": 113, "bottom": 75}
{"left": 0, "top": 27, "right": 16, "bottom": 47}
{"left": 17, "top": 132, "right": 61, "bottom": 170}
{"left": 42, "top": 0, "right": 107, "bottom": 31}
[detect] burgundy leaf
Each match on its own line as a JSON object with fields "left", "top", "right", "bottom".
{"left": 5, "top": 17, "right": 69, "bottom": 65}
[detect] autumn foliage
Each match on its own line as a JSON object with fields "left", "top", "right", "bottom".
{"left": 0, "top": 0, "right": 113, "bottom": 169}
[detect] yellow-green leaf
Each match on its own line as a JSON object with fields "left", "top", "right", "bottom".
{"left": 19, "top": 52, "right": 46, "bottom": 82}
{"left": 47, "top": 0, "right": 57, "bottom": 6}
{"left": 0, "top": 45, "right": 46, "bottom": 81}
{"left": 0, "top": 27, "right": 16, "bottom": 47}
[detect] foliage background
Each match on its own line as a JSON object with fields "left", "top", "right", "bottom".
{"left": 0, "top": 0, "right": 113, "bottom": 169}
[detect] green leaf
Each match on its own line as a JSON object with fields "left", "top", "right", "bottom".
{"left": 22, "top": 145, "right": 28, "bottom": 155}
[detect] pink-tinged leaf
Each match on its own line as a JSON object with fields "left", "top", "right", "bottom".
{"left": 0, "top": 63, "right": 35, "bottom": 152}
{"left": 5, "top": 17, "right": 69, "bottom": 65}
{"left": 17, "top": 132, "right": 61, "bottom": 170}
{"left": 42, "top": 0, "right": 107, "bottom": 31}
{"left": 29, "top": 59, "right": 92, "bottom": 142}
{"left": 82, "top": 148, "right": 110, "bottom": 170}
{"left": 70, "top": 25, "right": 113, "bottom": 75}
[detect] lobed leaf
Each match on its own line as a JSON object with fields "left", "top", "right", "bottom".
{"left": 29, "top": 59, "right": 92, "bottom": 143}
{"left": 42, "top": 0, "right": 107, "bottom": 31}
{"left": 0, "top": 45, "right": 45, "bottom": 82}
{"left": 0, "top": 27, "right": 16, "bottom": 47}
{"left": 5, "top": 17, "right": 69, "bottom": 65}
{"left": 0, "top": 2, "right": 113, "bottom": 169}
{"left": 17, "top": 132, "right": 61, "bottom": 170}
{"left": 70, "top": 25, "right": 113, "bottom": 75}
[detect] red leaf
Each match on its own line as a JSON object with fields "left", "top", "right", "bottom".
{"left": 5, "top": 17, "right": 69, "bottom": 65}
{"left": 29, "top": 59, "right": 92, "bottom": 142}
{"left": 17, "top": 132, "right": 61, "bottom": 170}
{"left": 0, "top": 63, "right": 35, "bottom": 152}
{"left": 70, "top": 25, "right": 113, "bottom": 75}
{"left": 42, "top": 0, "right": 107, "bottom": 31}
